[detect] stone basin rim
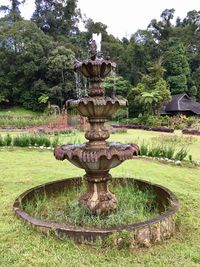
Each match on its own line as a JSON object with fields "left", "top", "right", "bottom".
{"left": 13, "top": 177, "right": 179, "bottom": 234}
{"left": 66, "top": 97, "right": 128, "bottom": 107}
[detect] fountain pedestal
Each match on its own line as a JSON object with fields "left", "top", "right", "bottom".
{"left": 80, "top": 172, "right": 117, "bottom": 215}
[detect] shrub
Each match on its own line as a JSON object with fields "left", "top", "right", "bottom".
{"left": 0, "top": 135, "right": 4, "bottom": 146}
{"left": 29, "top": 135, "right": 37, "bottom": 146}
{"left": 4, "top": 134, "right": 12, "bottom": 146}
{"left": 182, "top": 129, "right": 200, "bottom": 136}
{"left": 174, "top": 148, "right": 188, "bottom": 161}
{"left": 52, "top": 137, "right": 59, "bottom": 148}
{"left": 33, "top": 135, "right": 51, "bottom": 147}
{"left": 13, "top": 135, "right": 30, "bottom": 147}
{"left": 140, "top": 142, "right": 148, "bottom": 156}
{"left": 163, "top": 146, "right": 175, "bottom": 159}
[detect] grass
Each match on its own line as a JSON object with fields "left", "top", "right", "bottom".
{"left": 0, "top": 106, "right": 42, "bottom": 116}
{"left": 1, "top": 130, "right": 200, "bottom": 266}
{"left": 23, "top": 184, "right": 159, "bottom": 228}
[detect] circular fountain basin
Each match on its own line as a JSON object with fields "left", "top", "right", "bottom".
{"left": 54, "top": 142, "right": 139, "bottom": 171}
{"left": 67, "top": 97, "right": 128, "bottom": 118}
{"left": 13, "top": 177, "right": 179, "bottom": 248}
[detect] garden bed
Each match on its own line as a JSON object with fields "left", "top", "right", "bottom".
{"left": 182, "top": 129, "right": 200, "bottom": 136}
{"left": 111, "top": 124, "right": 174, "bottom": 133}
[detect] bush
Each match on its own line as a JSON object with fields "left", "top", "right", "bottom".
{"left": 52, "top": 137, "right": 59, "bottom": 148}
{"left": 0, "top": 135, "right": 4, "bottom": 146}
{"left": 4, "top": 134, "right": 12, "bottom": 146}
{"left": 162, "top": 146, "right": 175, "bottom": 159}
{"left": 139, "top": 140, "right": 187, "bottom": 161}
{"left": 13, "top": 135, "right": 30, "bottom": 147}
{"left": 140, "top": 142, "right": 148, "bottom": 156}
{"left": 8, "top": 134, "right": 56, "bottom": 148}
{"left": 174, "top": 148, "right": 188, "bottom": 161}
{"left": 182, "top": 129, "right": 200, "bottom": 136}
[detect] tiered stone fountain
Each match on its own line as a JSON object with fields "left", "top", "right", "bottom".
{"left": 13, "top": 35, "right": 179, "bottom": 247}
{"left": 54, "top": 35, "right": 139, "bottom": 215}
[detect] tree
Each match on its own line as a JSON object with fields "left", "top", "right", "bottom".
{"left": 128, "top": 64, "right": 171, "bottom": 116}
{"left": 0, "top": 20, "right": 52, "bottom": 110}
{"left": 0, "top": 0, "right": 25, "bottom": 23}
{"left": 163, "top": 40, "right": 190, "bottom": 95}
{"left": 148, "top": 9, "right": 175, "bottom": 43}
{"left": 103, "top": 74, "right": 132, "bottom": 98}
{"left": 31, "top": 0, "right": 81, "bottom": 37}
{"left": 127, "top": 83, "right": 145, "bottom": 117}
{"left": 47, "top": 46, "right": 76, "bottom": 106}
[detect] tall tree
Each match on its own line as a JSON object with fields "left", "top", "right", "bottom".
{"left": 31, "top": 0, "right": 81, "bottom": 37}
{"left": 46, "top": 46, "right": 76, "bottom": 106}
{"left": 163, "top": 39, "right": 190, "bottom": 95}
{"left": 0, "top": 0, "right": 25, "bottom": 23}
{"left": 0, "top": 20, "right": 52, "bottom": 110}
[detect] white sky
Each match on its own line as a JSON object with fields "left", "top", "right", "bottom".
{"left": 1, "top": 0, "right": 200, "bottom": 39}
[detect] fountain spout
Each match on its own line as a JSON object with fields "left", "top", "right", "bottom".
{"left": 89, "top": 33, "right": 102, "bottom": 60}
{"left": 92, "top": 33, "right": 102, "bottom": 53}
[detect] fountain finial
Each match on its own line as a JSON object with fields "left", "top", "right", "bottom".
{"left": 88, "top": 33, "right": 102, "bottom": 60}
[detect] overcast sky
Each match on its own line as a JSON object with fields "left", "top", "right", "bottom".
{"left": 1, "top": 0, "right": 200, "bottom": 39}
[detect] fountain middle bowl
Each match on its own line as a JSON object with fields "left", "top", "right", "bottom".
{"left": 54, "top": 142, "right": 139, "bottom": 171}
{"left": 66, "top": 97, "right": 128, "bottom": 118}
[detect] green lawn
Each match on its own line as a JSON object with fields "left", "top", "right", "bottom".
{"left": 0, "top": 106, "right": 42, "bottom": 116}
{"left": 1, "top": 130, "right": 200, "bottom": 266}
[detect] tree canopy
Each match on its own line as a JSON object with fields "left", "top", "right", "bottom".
{"left": 0, "top": 2, "right": 200, "bottom": 114}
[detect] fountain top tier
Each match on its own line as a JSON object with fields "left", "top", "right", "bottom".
{"left": 74, "top": 33, "right": 116, "bottom": 93}
{"left": 54, "top": 35, "right": 139, "bottom": 215}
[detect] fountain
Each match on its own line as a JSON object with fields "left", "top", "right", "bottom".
{"left": 54, "top": 35, "right": 139, "bottom": 215}
{"left": 13, "top": 35, "right": 179, "bottom": 247}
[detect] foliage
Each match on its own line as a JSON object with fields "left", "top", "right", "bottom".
{"left": 2, "top": 133, "right": 59, "bottom": 147}
{"left": 47, "top": 46, "right": 76, "bottom": 106}
{"left": 128, "top": 64, "right": 171, "bottom": 116}
{"left": 140, "top": 141, "right": 188, "bottom": 161}
{"left": 31, "top": 0, "right": 81, "bottom": 37}
{"left": 163, "top": 40, "right": 190, "bottom": 95}
{"left": 0, "top": 20, "right": 52, "bottom": 110}
{"left": 3, "top": 133, "right": 12, "bottom": 146}
{"left": 103, "top": 73, "right": 132, "bottom": 98}
{"left": 0, "top": 3, "right": 200, "bottom": 115}
{"left": 0, "top": 0, "right": 24, "bottom": 23}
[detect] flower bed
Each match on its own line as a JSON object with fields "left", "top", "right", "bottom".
{"left": 28, "top": 125, "right": 76, "bottom": 135}
{"left": 182, "top": 129, "right": 200, "bottom": 136}
{"left": 111, "top": 124, "right": 174, "bottom": 133}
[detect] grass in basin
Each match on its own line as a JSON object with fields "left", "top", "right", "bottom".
{"left": 23, "top": 184, "right": 159, "bottom": 228}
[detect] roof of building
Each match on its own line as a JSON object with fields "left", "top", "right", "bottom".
{"left": 161, "top": 93, "right": 200, "bottom": 115}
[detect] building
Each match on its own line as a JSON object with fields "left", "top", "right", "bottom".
{"left": 160, "top": 93, "right": 200, "bottom": 116}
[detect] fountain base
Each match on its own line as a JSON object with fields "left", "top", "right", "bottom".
{"left": 13, "top": 177, "right": 179, "bottom": 248}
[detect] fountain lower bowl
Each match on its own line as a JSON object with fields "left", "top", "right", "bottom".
{"left": 54, "top": 142, "right": 139, "bottom": 171}
{"left": 13, "top": 177, "right": 179, "bottom": 248}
